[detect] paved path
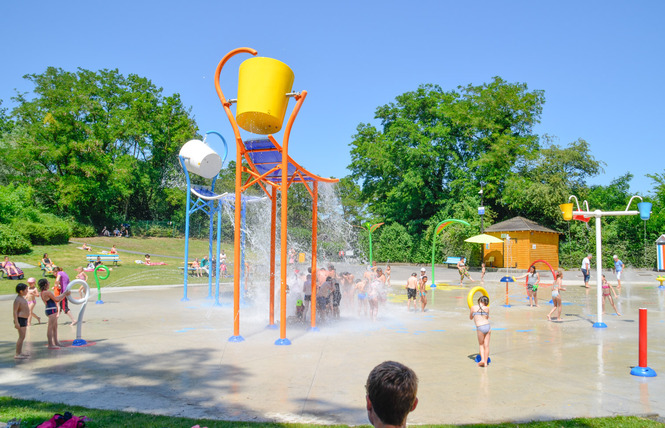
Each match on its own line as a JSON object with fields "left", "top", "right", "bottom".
{"left": 1, "top": 266, "right": 664, "bottom": 425}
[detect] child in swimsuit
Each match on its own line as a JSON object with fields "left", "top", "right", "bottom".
{"left": 26, "top": 278, "right": 41, "bottom": 325}
{"left": 547, "top": 271, "right": 566, "bottom": 321}
{"left": 356, "top": 279, "right": 367, "bottom": 317}
{"left": 601, "top": 274, "right": 621, "bottom": 316}
{"left": 515, "top": 266, "right": 540, "bottom": 307}
{"left": 470, "top": 295, "right": 491, "bottom": 367}
{"left": 14, "top": 283, "right": 30, "bottom": 359}
{"left": 419, "top": 275, "right": 428, "bottom": 312}
{"left": 39, "top": 278, "right": 70, "bottom": 349}
{"left": 75, "top": 267, "right": 88, "bottom": 298}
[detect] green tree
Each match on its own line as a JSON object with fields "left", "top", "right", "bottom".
{"left": 348, "top": 78, "right": 544, "bottom": 236}
{"left": 501, "top": 138, "right": 604, "bottom": 229}
{"left": 5, "top": 67, "right": 198, "bottom": 227}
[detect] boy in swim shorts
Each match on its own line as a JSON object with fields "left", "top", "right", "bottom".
{"left": 406, "top": 273, "right": 418, "bottom": 311}
{"left": 13, "top": 283, "right": 30, "bottom": 359}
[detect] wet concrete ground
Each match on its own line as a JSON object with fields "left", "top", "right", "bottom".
{"left": 1, "top": 266, "right": 664, "bottom": 425}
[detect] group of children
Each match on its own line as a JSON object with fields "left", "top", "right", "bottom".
{"left": 405, "top": 268, "right": 430, "bottom": 312}
{"left": 290, "top": 263, "right": 392, "bottom": 323}
{"left": 12, "top": 271, "right": 78, "bottom": 358}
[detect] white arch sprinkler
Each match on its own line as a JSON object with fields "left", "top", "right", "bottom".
{"left": 560, "top": 195, "right": 651, "bottom": 328}
{"left": 65, "top": 279, "right": 91, "bottom": 346}
{"left": 179, "top": 131, "right": 229, "bottom": 303}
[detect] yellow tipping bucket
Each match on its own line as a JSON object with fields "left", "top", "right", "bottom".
{"left": 559, "top": 203, "right": 574, "bottom": 221}
{"left": 236, "top": 57, "right": 294, "bottom": 134}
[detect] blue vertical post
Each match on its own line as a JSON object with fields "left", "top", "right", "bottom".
{"left": 207, "top": 193, "right": 215, "bottom": 299}
{"left": 214, "top": 196, "right": 223, "bottom": 306}
{"left": 179, "top": 155, "right": 191, "bottom": 302}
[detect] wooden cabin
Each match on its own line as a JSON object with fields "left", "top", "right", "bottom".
{"left": 483, "top": 216, "right": 561, "bottom": 270}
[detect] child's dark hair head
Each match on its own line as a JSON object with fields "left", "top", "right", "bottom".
{"left": 38, "top": 278, "right": 49, "bottom": 291}
{"left": 478, "top": 296, "right": 489, "bottom": 306}
{"left": 16, "top": 283, "right": 27, "bottom": 294}
{"left": 366, "top": 361, "right": 418, "bottom": 426}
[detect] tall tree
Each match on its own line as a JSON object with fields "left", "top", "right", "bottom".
{"left": 501, "top": 138, "right": 604, "bottom": 229}
{"left": 5, "top": 67, "right": 198, "bottom": 226}
{"left": 348, "top": 78, "right": 544, "bottom": 235}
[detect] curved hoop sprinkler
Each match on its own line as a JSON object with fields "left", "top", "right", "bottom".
{"left": 430, "top": 219, "right": 470, "bottom": 288}
{"left": 66, "top": 279, "right": 91, "bottom": 346}
{"left": 364, "top": 222, "right": 384, "bottom": 267}
{"left": 560, "top": 195, "right": 650, "bottom": 328}
{"left": 93, "top": 264, "right": 110, "bottom": 304}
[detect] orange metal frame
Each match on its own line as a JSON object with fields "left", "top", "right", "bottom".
{"left": 214, "top": 47, "right": 338, "bottom": 342}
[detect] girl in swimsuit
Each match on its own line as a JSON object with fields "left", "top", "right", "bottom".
{"left": 26, "top": 278, "right": 41, "bottom": 325}
{"left": 419, "top": 275, "right": 428, "bottom": 312}
{"left": 515, "top": 266, "right": 540, "bottom": 307}
{"left": 547, "top": 271, "right": 566, "bottom": 321}
{"left": 38, "top": 278, "right": 70, "bottom": 349}
{"left": 75, "top": 267, "right": 88, "bottom": 298}
{"left": 470, "top": 295, "right": 491, "bottom": 367}
{"left": 601, "top": 274, "right": 621, "bottom": 316}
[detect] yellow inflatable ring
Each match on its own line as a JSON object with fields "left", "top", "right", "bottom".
{"left": 467, "top": 286, "right": 489, "bottom": 309}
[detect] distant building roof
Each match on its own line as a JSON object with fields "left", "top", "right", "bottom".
{"left": 485, "top": 216, "right": 561, "bottom": 234}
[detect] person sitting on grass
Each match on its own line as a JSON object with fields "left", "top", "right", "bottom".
{"left": 2, "top": 256, "right": 21, "bottom": 277}
{"left": 365, "top": 361, "right": 418, "bottom": 428}
{"left": 42, "top": 253, "right": 56, "bottom": 269}
{"left": 81, "top": 243, "right": 92, "bottom": 251}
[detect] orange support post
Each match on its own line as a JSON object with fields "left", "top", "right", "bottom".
{"left": 310, "top": 181, "right": 319, "bottom": 330}
{"left": 269, "top": 186, "right": 277, "bottom": 328}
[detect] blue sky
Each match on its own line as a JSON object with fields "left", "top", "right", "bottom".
{"left": 1, "top": 1, "right": 662, "bottom": 196}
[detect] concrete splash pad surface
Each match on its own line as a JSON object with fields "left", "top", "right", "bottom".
{"left": 1, "top": 267, "right": 665, "bottom": 425}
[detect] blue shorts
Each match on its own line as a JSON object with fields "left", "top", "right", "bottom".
{"left": 582, "top": 268, "right": 590, "bottom": 282}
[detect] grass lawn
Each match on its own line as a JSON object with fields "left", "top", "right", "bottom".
{"left": 1, "top": 397, "right": 662, "bottom": 428}
{"left": 0, "top": 237, "right": 235, "bottom": 296}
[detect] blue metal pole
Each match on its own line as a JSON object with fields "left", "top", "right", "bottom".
{"left": 215, "top": 197, "right": 223, "bottom": 306}
{"left": 207, "top": 198, "right": 214, "bottom": 299}
{"left": 179, "top": 155, "right": 191, "bottom": 302}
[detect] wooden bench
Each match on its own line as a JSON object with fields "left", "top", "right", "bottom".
{"left": 86, "top": 254, "right": 120, "bottom": 266}
{"left": 40, "top": 261, "right": 57, "bottom": 277}
{"left": 445, "top": 256, "right": 462, "bottom": 268}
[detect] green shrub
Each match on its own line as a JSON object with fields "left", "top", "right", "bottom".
{"left": 375, "top": 223, "right": 413, "bottom": 263}
{"left": 69, "top": 220, "right": 96, "bottom": 238}
{"left": 0, "top": 224, "right": 31, "bottom": 254}
{"left": 13, "top": 213, "right": 71, "bottom": 245}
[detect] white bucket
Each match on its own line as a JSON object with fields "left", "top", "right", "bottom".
{"left": 179, "top": 140, "right": 222, "bottom": 179}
